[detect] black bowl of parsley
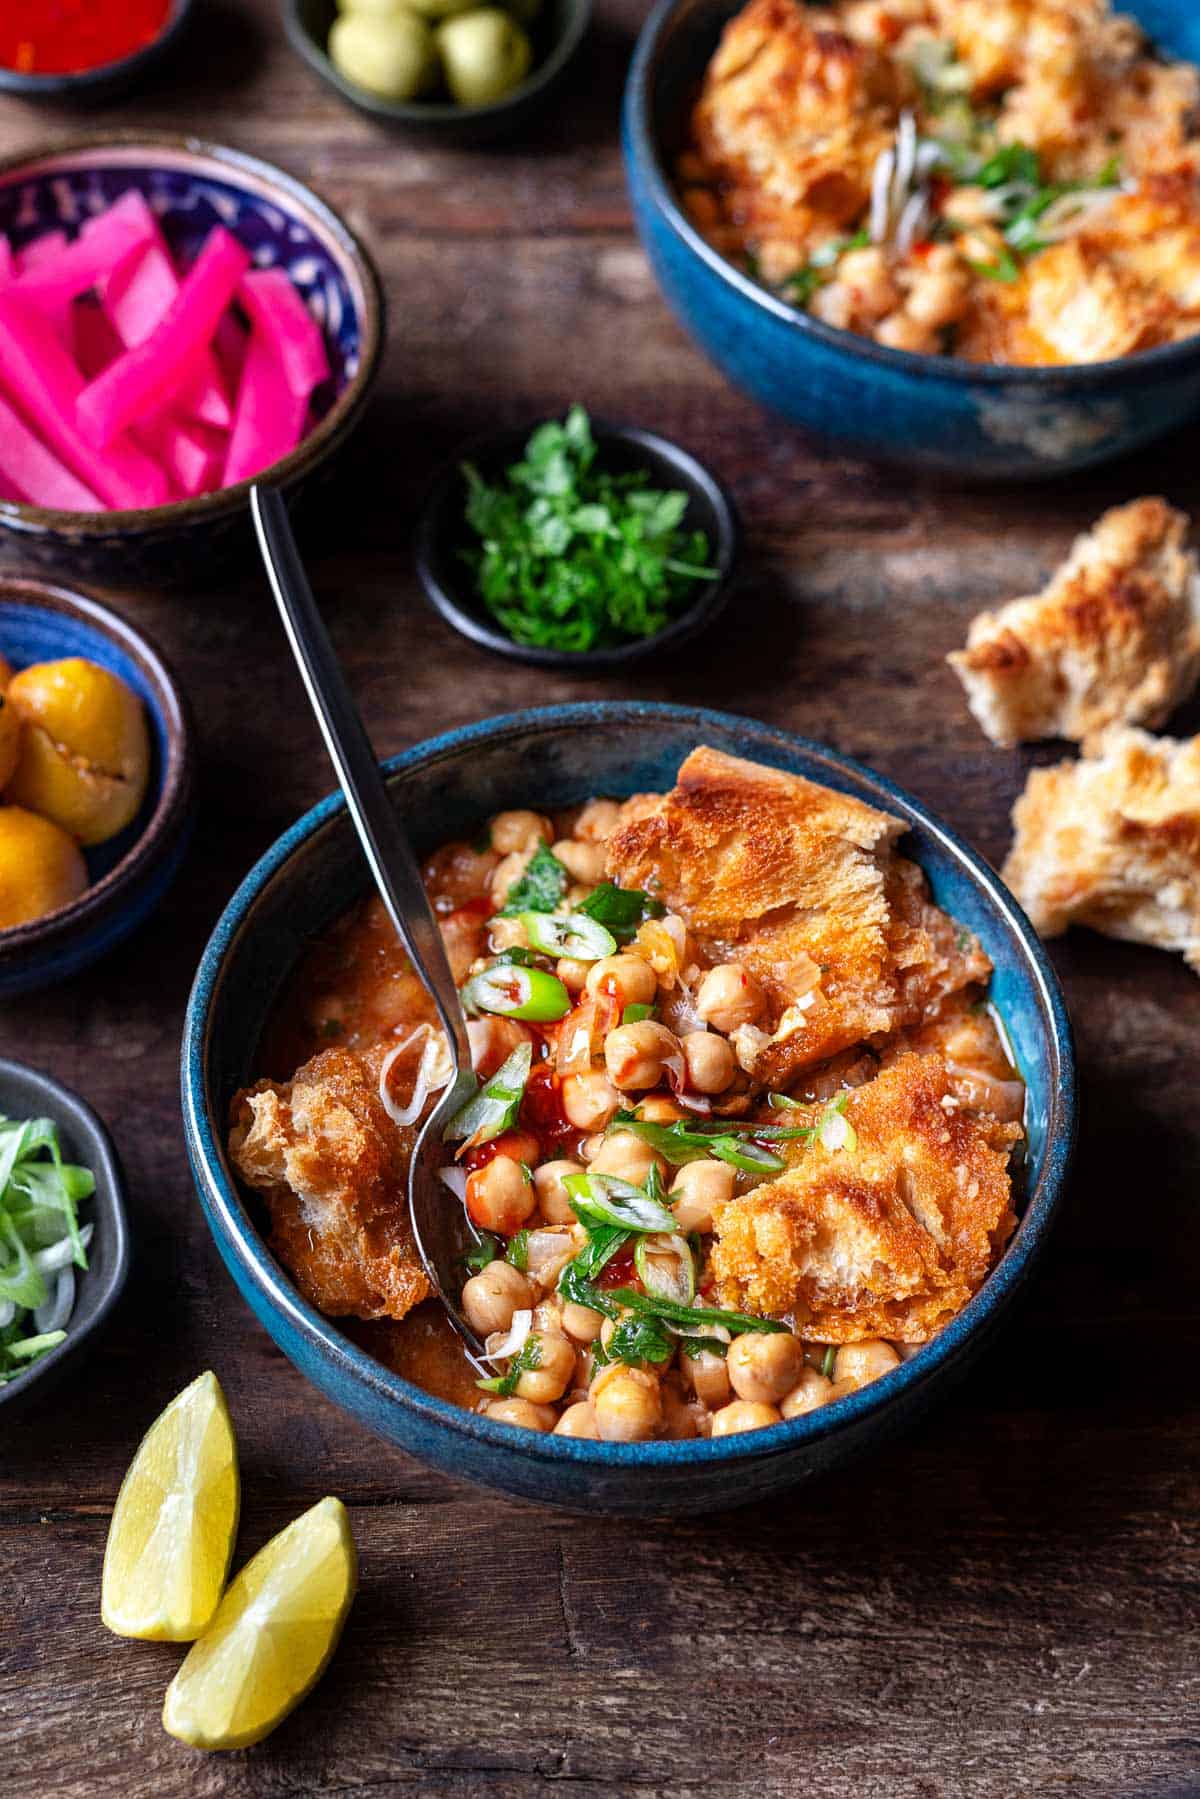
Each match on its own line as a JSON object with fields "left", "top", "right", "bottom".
{"left": 414, "top": 407, "right": 740, "bottom": 670}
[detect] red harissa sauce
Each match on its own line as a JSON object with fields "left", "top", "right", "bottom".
{"left": 0, "top": 0, "right": 172, "bottom": 75}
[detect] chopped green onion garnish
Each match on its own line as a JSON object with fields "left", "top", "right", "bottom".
{"left": 634, "top": 1233, "right": 695, "bottom": 1306}
{"left": 622, "top": 1003, "right": 656, "bottom": 1025}
{"left": 565, "top": 1170, "right": 677, "bottom": 1235}
{"left": 443, "top": 1042, "right": 532, "bottom": 1143}
{"left": 606, "top": 1287, "right": 788, "bottom": 1336}
{"left": 820, "top": 1345, "right": 836, "bottom": 1380}
{"left": 519, "top": 910, "right": 617, "bottom": 961}
{"left": 461, "top": 964, "right": 571, "bottom": 1023}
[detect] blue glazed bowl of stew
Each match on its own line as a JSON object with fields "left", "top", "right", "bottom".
{"left": 0, "top": 575, "right": 194, "bottom": 996}
{"left": 622, "top": 0, "right": 1200, "bottom": 480}
{"left": 182, "top": 704, "right": 1075, "bottom": 1516}
{"left": 0, "top": 133, "right": 383, "bottom": 583}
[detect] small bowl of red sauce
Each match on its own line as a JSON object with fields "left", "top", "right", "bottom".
{"left": 0, "top": 0, "right": 194, "bottom": 106}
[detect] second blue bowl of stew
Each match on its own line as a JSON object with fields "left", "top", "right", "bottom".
{"left": 182, "top": 703, "right": 1075, "bottom": 1516}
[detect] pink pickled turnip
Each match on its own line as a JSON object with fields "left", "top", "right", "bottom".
{"left": 73, "top": 300, "right": 123, "bottom": 378}
{"left": 0, "top": 238, "right": 12, "bottom": 280}
{"left": 0, "top": 292, "right": 167, "bottom": 510}
{"left": 100, "top": 198, "right": 233, "bottom": 431}
{"left": 223, "top": 328, "right": 308, "bottom": 486}
{"left": 77, "top": 224, "right": 248, "bottom": 448}
{"left": 237, "top": 270, "right": 330, "bottom": 401}
{"left": 137, "top": 413, "right": 224, "bottom": 497}
{"left": 15, "top": 198, "right": 153, "bottom": 306}
{"left": 17, "top": 231, "right": 67, "bottom": 273}
{"left": 0, "top": 388, "right": 101, "bottom": 511}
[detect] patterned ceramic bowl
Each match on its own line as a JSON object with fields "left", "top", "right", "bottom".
{"left": 182, "top": 703, "right": 1076, "bottom": 1517}
{"left": 0, "top": 134, "right": 384, "bottom": 581}
{"left": 0, "top": 576, "right": 195, "bottom": 995}
{"left": 622, "top": 0, "right": 1200, "bottom": 479}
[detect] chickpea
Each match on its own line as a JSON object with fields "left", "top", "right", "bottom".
{"left": 422, "top": 839, "right": 497, "bottom": 907}
{"left": 490, "top": 850, "right": 532, "bottom": 908}
{"left": 561, "top": 1070, "right": 621, "bottom": 1131}
{"left": 681, "top": 1344, "right": 731, "bottom": 1410}
{"left": 669, "top": 1160, "right": 735, "bottom": 1234}
{"left": 561, "top": 1301, "right": 604, "bottom": 1343}
{"left": 484, "top": 1397, "right": 556, "bottom": 1432}
{"left": 533, "top": 1159, "right": 583, "bottom": 1225}
{"left": 905, "top": 254, "right": 969, "bottom": 331}
{"left": 834, "top": 1340, "right": 900, "bottom": 1387}
{"left": 695, "top": 964, "right": 766, "bottom": 1035}
{"left": 465, "top": 1156, "right": 535, "bottom": 1236}
{"left": 727, "top": 1331, "right": 805, "bottom": 1405}
{"left": 638, "top": 1095, "right": 686, "bottom": 1124}
{"left": 661, "top": 1380, "right": 699, "bottom": 1440}
{"left": 585, "top": 953, "right": 657, "bottom": 1009}
{"left": 592, "top": 1367, "right": 663, "bottom": 1442}
{"left": 875, "top": 311, "right": 937, "bottom": 354}
{"left": 556, "top": 956, "right": 591, "bottom": 994}
{"left": 780, "top": 1368, "right": 834, "bottom": 1418}
{"left": 837, "top": 244, "right": 899, "bottom": 319}
{"left": 467, "top": 1017, "right": 530, "bottom": 1080}
{"left": 462, "top": 1259, "right": 533, "bottom": 1338}
{"left": 514, "top": 1332, "right": 576, "bottom": 1404}
{"left": 589, "top": 1131, "right": 668, "bottom": 1187}
{"left": 440, "top": 908, "right": 486, "bottom": 983}
{"left": 604, "top": 1020, "right": 683, "bottom": 1092}
{"left": 552, "top": 838, "right": 607, "bottom": 885}
{"left": 574, "top": 798, "right": 622, "bottom": 843}
{"left": 579, "top": 1133, "right": 606, "bottom": 1163}
{"left": 710, "top": 1399, "right": 781, "bottom": 1437}
{"left": 681, "top": 1030, "right": 736, "bottom": 1095}
{"left": 488, "top": 914, "right": 528, "bottom": 953}
{"left": 489, "top": 810, "right": 551, "bottom": 855}
{"left": 554, "top": 1402, "right": 600, "bottom": 1438}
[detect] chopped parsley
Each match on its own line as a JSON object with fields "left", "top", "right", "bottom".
{"left": 604, "top": 1311, "right": 675, "bottom": 1369}
{"left": 505, "top": 1230, "right": 530, "bottom": 1273}
{"left": 462, "top": 1230, "right": 501, "bottom": 1275}
{"left": 477, "top": 1332, "right": 543, "bottom": 1397}
{"left": 461, "top": 406, "right": 718, "bottom": 655}
{"left": 606, "top": 1287, "right": 788, "bottom": 1337}
{"left": 577, "top": 880, "right": 664, "bottom": 942}
{"left": 499, "top": 841, "right": 567, "bottom": 916}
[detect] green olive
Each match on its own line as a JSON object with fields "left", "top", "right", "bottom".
{"left": 328, "top": 11, "right": 439, "bottom": 100}
{"left": 436, "top": 7, "right": 532, "bottom": 105}
{"left": 336, "top": 0, "right": 417, "bottom": 16}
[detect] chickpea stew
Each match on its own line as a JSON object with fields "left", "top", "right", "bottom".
{"left": 679, "top": 0, "right": 1200, "bottom": 366}
{"left": 231, "top": 747, "right": 1025, "bottom": 1446}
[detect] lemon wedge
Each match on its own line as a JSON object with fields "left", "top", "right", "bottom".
{"left": 101, "top": 1370, "right": 239, "bottom": 1642}
{"left": 162, "top": 1496, "right": 357, "bottom": 1751}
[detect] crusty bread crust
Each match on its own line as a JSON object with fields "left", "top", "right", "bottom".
{"left": 949, "top": 499, "right": 1200, "bottom": 746}
{"left": 1002, "top": 725, "right": 1200, "bottom": 970}
{"left": 710, "top": 1052, "right": 1019, "bottom": 1341}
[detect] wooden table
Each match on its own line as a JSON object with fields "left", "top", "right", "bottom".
{"left": 2, "top": 3, "right": 1198, "bottom": 1793}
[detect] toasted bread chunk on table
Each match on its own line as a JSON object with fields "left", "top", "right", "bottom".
{"left": 229, "top": 1046, "right": 430, "bottom": 1321}
{"left": 1002, "top": 726, "right": 1200, "bottom": 972}
{"left": 710, "top": 1053, "right": 1020, "bottom": 1342}
{"left": 606, "top": 745, "right": 990, "bottom": 1085}
{"left": 948, "top": 499, "right": 1200, "bottom": 746}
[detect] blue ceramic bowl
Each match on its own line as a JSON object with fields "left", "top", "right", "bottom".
{"left": 622, "top": 0, "right": 1200, "bottom": 480}
{"left": 0, "top": 134, "right": 383, "bottom": 582}
{"left": 0, "top": 576, "right": 194, "bottom": 995}
{"left": 183, "top": 705, "right": 1075, "bottom": 1515}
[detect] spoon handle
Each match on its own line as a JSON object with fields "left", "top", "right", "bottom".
{"left": 251, "top": 485, "right": 470, "bottom": 1070}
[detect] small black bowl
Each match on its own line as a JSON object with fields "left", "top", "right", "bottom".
{"left": 415, "top": 418, "right": 740, "bottom": 670}
{"left": 0, "top": 0, "right": 194, "bottom": 106}
{"left": 0, "top": 1059, "right": 129, "bottom": 1421}
{"left": 284, "top": 0, "right": 592, "bottom": 148}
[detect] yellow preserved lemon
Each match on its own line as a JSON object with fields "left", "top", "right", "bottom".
{"left": 0, "top": 686, "right": 20, "bottom": 791}
{"left": 162, "top": 1496, "right": 357, "bottom": 1750}
{"left": 101, "top": 1371, "right": 240, "bottom": 1643}
{"left": 0, "top": 805, "right": 88, "bottom": 928}
{"left": 5, "top": 657, "right": 150, "bottom": 847}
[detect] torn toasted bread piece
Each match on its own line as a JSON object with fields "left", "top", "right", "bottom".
{"left": 1002, "top": 725, "right": 1200, "bottom": 971}
{"left": 948, "top": 498, "right": 1200, "bottom": 746}
{"left": 229, "top": 1045, "right": 430, "bottom": 1322}
{"left": 710, "top": 1053, "right": 1020, "bottom": 1342}
{"left": 606, "top": 745, "right": 990, "bottom": 1084}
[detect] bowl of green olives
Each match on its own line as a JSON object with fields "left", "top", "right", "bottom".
{"left": 284, "top": 0, "right": 591, "bottom": 144}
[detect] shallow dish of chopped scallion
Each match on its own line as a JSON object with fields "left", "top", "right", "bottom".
{"left": 0, "top": 1112, "right": 96, "bottom": 1384}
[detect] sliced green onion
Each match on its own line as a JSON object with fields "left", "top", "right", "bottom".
{"left": 564, "top": 1171, "right": 677, "bottom": 1235}
{"left": 606, "top": 1287, "right": 788, "bottom": 1336}
{"left": 461, "top": 965, "right": 571, "bottom": 1022}
{"left": 708, "top": 1135, "right": 786, "bottom": 1175}
{"left": 820, "top": 1345, "right": 836, "bottom": 1379}
{"left": 5, "top": 1329, "right": 66, "bottom": 1362}
{"left": 816, "top": 1092, "right": 858, "bottom": 1153}
{"left": 443, "top": 1042, "right": 532, "bottom": 1143}
{"left": 767, "top": 1092, "right": 803, "bottom": 1110}
{"left": 622, "top": 1003, "right": 656, "bottom": 1025}
{"left": 519, "top": 911, "right": 617, "bottom": 961}
{"left": 634, "top": 1233, "right": 695, "bottom": 1305}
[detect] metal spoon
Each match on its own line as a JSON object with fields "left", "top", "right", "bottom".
{"left": 250, "top": 485, "right": 485, "bottom": 1359}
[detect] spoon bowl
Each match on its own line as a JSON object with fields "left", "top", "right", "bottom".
{"left": 250, "top": 484, "right": 485, "bottom": 1355}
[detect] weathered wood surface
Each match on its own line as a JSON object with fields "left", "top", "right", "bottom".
{"left": 1, "top": 2, "right": 1198, "bottom": 1793}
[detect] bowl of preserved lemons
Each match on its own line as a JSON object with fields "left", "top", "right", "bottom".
{"left": 284, "top": 0, "right": 591, "bottom": 143}
{"left": 0, "top": 577, "right": 194, "bottom": 995}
